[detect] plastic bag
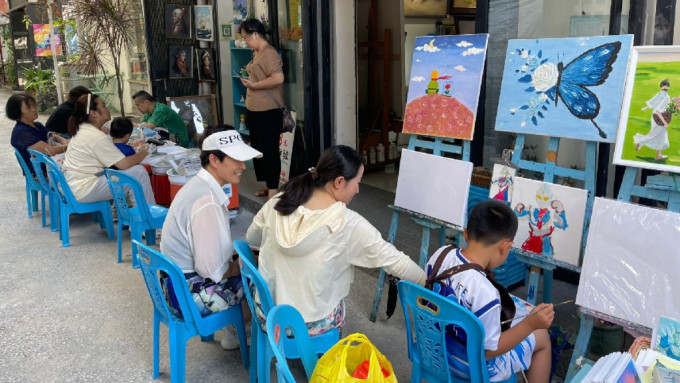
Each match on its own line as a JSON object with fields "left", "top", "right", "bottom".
{"left": 310, "top": 333, "right": 397, "bottom": 383}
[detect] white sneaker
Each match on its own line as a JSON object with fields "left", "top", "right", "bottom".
{"left": 221, "top": 326, "right": 240, "bottom": 350}
{"left": 220, "top": 324, "right": 252, "bottom": 350}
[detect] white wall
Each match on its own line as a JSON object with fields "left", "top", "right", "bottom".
{"left": 333, "top": 1, "right": 357, "bottom": 148}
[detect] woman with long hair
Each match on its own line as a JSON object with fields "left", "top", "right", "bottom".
{"left": 238, "top": 18, "right": 285, "bottom": 199}
{"left": 246, "top": 145, "right": 426, "bottom": 335}
{"left": 62, "top": 94, "right": 154, "bottom": 203}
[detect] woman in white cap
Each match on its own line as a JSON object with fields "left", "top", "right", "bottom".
{"left": 160, "top": 126, "right": 262, "bottom": 349}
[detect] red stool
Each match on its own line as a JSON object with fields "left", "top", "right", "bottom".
{"left": 151, "top": 172, "right": 171, "bottom": 205}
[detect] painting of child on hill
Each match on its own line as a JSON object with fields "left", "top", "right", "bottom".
{"left": 403, "top": 34, "right": 488, "bottom": 140}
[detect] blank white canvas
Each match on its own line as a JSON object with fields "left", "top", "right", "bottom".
{"left": 394, "top": 149, "right": 472, "bottom": 227}
{"left": 510, "top": 177, "right": 587, "bottom": 266}
{"left": 576, "top": 198, "right": 680, "bottom": 329}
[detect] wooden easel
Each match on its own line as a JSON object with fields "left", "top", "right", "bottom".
{"left": 509, "top": 134, "right": 597, "bottom": 305}
{"left": 565, "top": 166, "right": 680, "bottom": 381}
{"left": 369, "top": 134, "right": 470, "bottom": 322}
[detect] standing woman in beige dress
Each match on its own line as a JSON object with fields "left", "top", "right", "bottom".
{"left": 238, "top": 19, "right": 284, "bottom": 199}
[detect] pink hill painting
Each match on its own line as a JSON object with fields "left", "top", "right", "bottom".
{"left": 403, "top": 34, "right": 488, "bottom": 140}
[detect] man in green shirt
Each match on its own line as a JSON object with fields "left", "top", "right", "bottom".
{"left": 132, "top": 90, "right": 190, "bottom": 147}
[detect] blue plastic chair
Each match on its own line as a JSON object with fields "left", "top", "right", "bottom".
{"left": 43, "top": 158, "right": 115, "bottom": 247}
{"left": 133, "top": 240, "right": 249, "bottom": 382}
{"left": 27, "top": 149, "right": 60, "bottom": 232}
{"left": 13, "top": 148, "right": 47, "bottom": 225}
{"left": 397, "top": 280, "right": 517, "bottom": 383}
{"left": 233, "top": 239, "right": 340, "bottom": 383}
{"left": 104, "top": 169, "right": 168, "bottom": 268}
{"left": 266, "top": 305, "right": 320, "bottom": 383}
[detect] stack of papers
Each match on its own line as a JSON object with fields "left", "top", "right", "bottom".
{"left": 635, "top": 348, "right": 680, "bottom": 382}
{"left": 581, "top": 352, "right": 640, "bottom": 383}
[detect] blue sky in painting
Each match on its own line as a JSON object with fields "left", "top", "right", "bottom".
{"left": 495, "top": 35, "right": 633, "bottom": 143}
{"left": 406, "top": 34, "right": 488, "bottom": 111}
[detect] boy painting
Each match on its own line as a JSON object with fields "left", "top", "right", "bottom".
{"left": 426, "top": 200, "right": 554, "bottom": 382}
{"left": 110, "top": 117, "right": 136, "bottom": 157}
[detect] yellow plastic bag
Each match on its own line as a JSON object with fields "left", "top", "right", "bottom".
{"left": 310, "top": 333, "right": 397, "bottom": 383}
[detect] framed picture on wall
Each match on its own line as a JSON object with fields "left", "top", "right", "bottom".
{"left": 196, "top": 48, "right": 216, "bottom": 82}
{"left": 194, "top": 5, "right": 213, "bottom": 41}
{"left": 404, "top": 0, "right": 447, "bottom": 17}
{"left": 165, "top": 4, "right": 191, "bottom": 39}
{"left": 168, "top": 45, "right": 193, "bottom": 79}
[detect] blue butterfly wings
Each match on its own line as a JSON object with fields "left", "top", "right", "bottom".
{"left": 545, "top": 41, "right": 622, "bottom": 139}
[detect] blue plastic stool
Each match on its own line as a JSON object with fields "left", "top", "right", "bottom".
{"left": 13, "top": 148, "right": 47, "bottom": 224}
{"left": 266, "top": 305, "right": 320, "bottom": 383}
{"left": 43, "top": 158, "right": 115, "bottom": 247}
{"left": 133, "top": 240, "right": 249, "bottom": 382}
{"left": 27, "top": 149, "right": 60, "bottom": 232}
{"left": 104, "top": 169, "right": 168, "bottom": 267}
{"left": 398, "top": 281, "right": 517, "bottom": 383}
{"left": 234, "top": 239, "right": 340, "bottom": 383}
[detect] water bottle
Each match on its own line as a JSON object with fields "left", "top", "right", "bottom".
{"left": 239, "top": 114, "right": 247, "bottom": 133}
{"left": 376, "top": 143, "right": 385, "bottom": 163}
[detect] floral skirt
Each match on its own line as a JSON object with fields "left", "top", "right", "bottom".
{"left": 251, "top": 284, "right": 345, "bottom": 336}
{"left": 161, "top": 272, "right": 244, "bottom": 317}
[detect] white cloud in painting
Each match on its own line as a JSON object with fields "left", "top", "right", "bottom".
{"left": 421, "top": 39, "right": 440, "bottom": 53}
{"left": 454, "top": 65, "right": 466, "bottom": 72}
{"left": 462, "top": 47, "right": 485, "bottom": 56}
{"left": 456, "top": 41, "right": 473, "bottom": 48}
{"left": 411, "top": 76, "right": 425, "bottom": 82}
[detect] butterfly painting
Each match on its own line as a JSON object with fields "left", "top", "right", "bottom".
{"left": 495, "top": 36, "right": 633, "bottom": 143}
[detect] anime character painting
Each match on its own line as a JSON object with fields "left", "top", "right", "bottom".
{"left": 511, "top": 178, "right": 587, "bottom": 267}
{"left": 496, "top": 35, "right": 633, "bottom": 143}
{"left": 489, "top": 164, "right": 516, "bottom": 202}
{"left": 403, "top": 34, "right": 488, "bottom": 140}
{"left": 614, "top": 46, "right": 680, "bottom": 174}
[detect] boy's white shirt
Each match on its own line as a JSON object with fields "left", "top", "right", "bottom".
{"left": 426, "top": 246, "right": 502, "bottom": 351}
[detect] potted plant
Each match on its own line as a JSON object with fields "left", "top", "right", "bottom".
{"left": 24, "top": 64, "right": 57, "bottom": 111}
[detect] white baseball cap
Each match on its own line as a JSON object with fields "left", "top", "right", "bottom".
{"left": 202, "top": 130, "right": 263, "bottom": 161}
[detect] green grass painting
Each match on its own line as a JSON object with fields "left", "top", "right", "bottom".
{"left": 619, "top": 61, "right": 680, "bottom": 171}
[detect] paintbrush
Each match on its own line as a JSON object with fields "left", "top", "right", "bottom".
{"left": 501, "top": 299, "right": 574, "bottom": 325}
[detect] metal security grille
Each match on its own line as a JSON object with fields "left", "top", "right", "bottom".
{"left": 144, "top": 0, "right": 198, "bottom": 101}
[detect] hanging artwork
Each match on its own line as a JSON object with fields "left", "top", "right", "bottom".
{"left": 614, "top": 46, "right": 680, "bottom": 173}
{"left": 194, "top": 5, "right": 213, "bottom": 41}
{"left": 196, "top": 48, "right": 215, "bottom": 82}
{"left": 495, "top": 35, "right": 633, "bottom": 143}
{"left": 404, "top": 0, "right": 447, "bottom": 17}
{"left": 403, "top": 34, "right": 488, "bottom": 140}
{"left": 165, "top": 4, "right": 191, "bottom": 39}
{"left": 488, "top": 164, "right": 516, "bottom": 202}
{"left": 576, "top": 198, "right": 680, "bottom": 330}
{"left": 394, "top": 149, "right": 472, "bottom": 227}
{"left": 167, "top": 95, "right": 218, "bottom": 138}
{"left": 168, "top": 46, "right": 193, "bottom": 79}
{"left": 232, "top": 0, "right": 247, "bottom": 28}
{"left": 510, "top": 177, "right": 587, "bottom": 267}
{"left": 33, "top": 24, "right": 62, "bottom": 57}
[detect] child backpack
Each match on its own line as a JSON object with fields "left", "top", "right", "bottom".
{"left": 425, "top": 245, "right": 516, "bottom": 331}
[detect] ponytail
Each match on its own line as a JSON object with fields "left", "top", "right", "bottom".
{"left": 274, "top": 145, "right": 363, "bottom": 216}
{"left": 68, "top": 93, "right": 100, "bottom": 136}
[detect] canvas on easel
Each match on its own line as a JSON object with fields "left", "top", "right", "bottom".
{"left": 495, "top": 35, "right": 633, "bottom": 142}
{"left": 510, "top": 177, "right": 587, "bottom": 267}
{"left": 614, "top": 45, "right": 680, "bottom": 173}
{"left": 576, "top": 197, "right": 680, "bottom": 330}
{"left": 403, "top": 34, "right": 488, "bottom": 140}
{"left": 394, "top": 149, "right": 472, "bottom": 227}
